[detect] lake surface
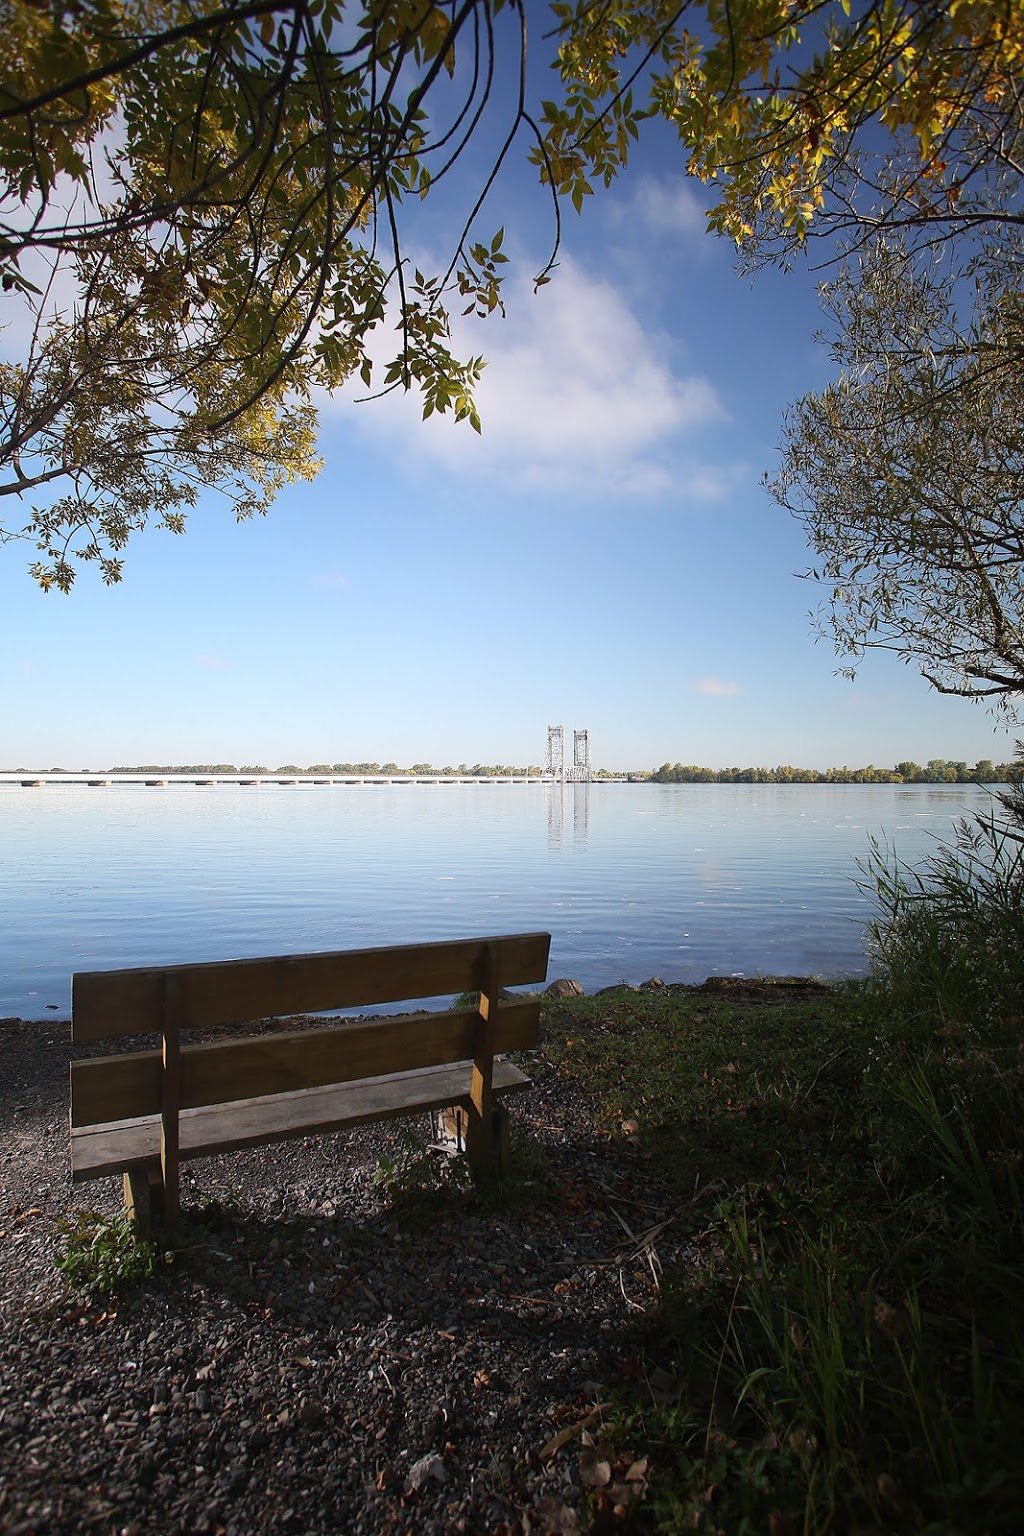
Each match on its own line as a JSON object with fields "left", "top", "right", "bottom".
{"left": 0, "top": 781, "right": 993, "bottom": 1018}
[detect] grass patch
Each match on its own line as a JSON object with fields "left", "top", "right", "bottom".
{"left": 540, "top": 972, "right": 1024, "bottom": 1532}
{"left": 55, "top": 1210, "right": 173, "bottom": 1297}
{"left": 543, "top": 983, "right": 866, "bottom": 1197}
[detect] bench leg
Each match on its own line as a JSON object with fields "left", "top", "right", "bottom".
{"left": 123, "top": 1167, "right": 165, "bottom": 1234}
{"left": 466, "top": 1103, "right": 510, "bottom": 1184}
{"left": 493, "top": 1102, "right": 511, "bottom": 1177}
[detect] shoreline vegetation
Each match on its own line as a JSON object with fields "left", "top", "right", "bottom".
{"left": 539, "top": 786, "right": 1024, "bottom": 1530}
{"left": 5, "top": 756, "right": 1018, "bottom": 784}
{"left": 540, "top": 974, "right": 1024, "bottom": 1527}
{"left": 651, "top": 756, "right": 1019, "bottom": 783}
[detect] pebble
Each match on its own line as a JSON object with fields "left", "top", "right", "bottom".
{"left": 0, "top": 1016, "right": 684, "bottom": 1534}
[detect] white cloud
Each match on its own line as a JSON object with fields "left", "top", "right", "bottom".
{"left": 692, "top": 463, "right": 754, "bottom": 501}
{"left": 195, "top": 654, "right": 227, "bottom": 670}
{"left": 321, "top": 256, "right": 730, "bottom": 500}
{"left": 311, "top": 570, "right": 351, "bottom": 588}
{"left": 694, "top": 678, "right": 741, "bottom": 697}
{"left": 620, "top": 175, "right": 709, "bottom": 239}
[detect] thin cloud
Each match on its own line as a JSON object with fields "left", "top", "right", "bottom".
{"left": 686, "top": 464, "right": 748, "bottom": 502}
{"left": 195, "top": 654, "right": 227, "bottom": 670}
{"left": 694, "top": 678, "right": 741, "bottom": 697}
{"left": 620, "top": 174, "right": 710, "bottom": 239}
{"left": 311, "top": 571, "right": 351, "bottom": 588}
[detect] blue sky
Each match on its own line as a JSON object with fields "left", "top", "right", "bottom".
{"left": 2, "top": 96, "right": 1017, "bottom": 773}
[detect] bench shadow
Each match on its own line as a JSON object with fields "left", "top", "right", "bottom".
{"left": 157, "top": 1119, "right": 674, "bottom": 1357}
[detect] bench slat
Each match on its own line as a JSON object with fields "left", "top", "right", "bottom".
{"left": 72, "top": 932, "right": 551, "bottom": 1040}
{"left": 71, "top": 1059, "right": 533, "bottom": 1181}
{"left": 71, "top": 1001, "right": 540, "bottom": 1127}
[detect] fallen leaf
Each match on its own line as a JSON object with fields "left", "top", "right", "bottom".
{"left": 531, "top": 1495, "right": 579, "bottom": 1534}
{"left": 537, "top": 1403, "right": 614, "bottom": 1463}
{"left": 578, "top": 1447, "right": 612, "bottom": 1489}
{"left": 538, "top": 1423, "right": 578, "bottom": 1462}
{"left": 876, "top": 1472, "right": 906, "bottom": 1513}
{"left": 873, "top": 1300, "right": 904, "bottom": 1340}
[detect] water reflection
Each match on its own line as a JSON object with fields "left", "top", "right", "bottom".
{"left": 545, "top": 784, "right": 590, "bottom": 851}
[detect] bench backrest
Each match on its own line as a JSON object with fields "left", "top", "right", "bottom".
{"left": 71, "top": 932, "right": 551, "bottom": 1129}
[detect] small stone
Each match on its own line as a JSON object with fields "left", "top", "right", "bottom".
{"left": 297, "top": 1399, "right": 324, "bottom": 1427}
{"left": 403, "top": 1453, "right": 448, "bottom": 1494}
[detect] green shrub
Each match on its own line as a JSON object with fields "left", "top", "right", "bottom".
{"left": 56, "top": 1210, "right": 172, "bottom": 1296}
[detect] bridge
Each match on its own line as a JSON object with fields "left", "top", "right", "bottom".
{"left": 0, "top": 772, "right": 624, "bottom": 788}
{"left": 1, "top": 728, "right": 626, "bottom": 787}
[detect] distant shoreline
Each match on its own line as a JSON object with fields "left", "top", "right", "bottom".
{"left": 1, "top": 766, "right": 1013, "bottom": 787}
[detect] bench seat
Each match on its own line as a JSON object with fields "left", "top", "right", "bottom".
{"left": 71, "top": 1057, "right": 532, "bottom": 1181}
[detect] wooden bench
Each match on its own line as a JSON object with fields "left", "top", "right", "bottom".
{"left": 70, "top": 931, "right": 551, "bottom": 1227}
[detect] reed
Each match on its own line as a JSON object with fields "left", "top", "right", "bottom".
{"left": 542, "top": 792, "right": 1024, "bottom": 1530}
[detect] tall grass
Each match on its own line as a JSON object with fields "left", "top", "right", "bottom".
{"left": 858, "top": 801, "right": 1024, "bottom": 1038}
{"left": 618, "top": 788, "right": 1024, "bottom": 1532}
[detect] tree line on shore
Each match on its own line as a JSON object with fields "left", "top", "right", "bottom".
{"left": 650, "top": 759, "right": 1018, "bottom": 784}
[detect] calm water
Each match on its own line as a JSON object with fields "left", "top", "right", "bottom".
{"left": 0, "top": 781, "right": 991, "bottom": 1018}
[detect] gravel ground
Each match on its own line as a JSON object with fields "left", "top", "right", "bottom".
{"left": 0, "top": 1014, "right": 686, "bottom": 1536}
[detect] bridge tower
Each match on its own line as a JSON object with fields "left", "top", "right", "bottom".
{"left": 572, "top": 729, "right": 592, "bottom": 784}
{"left": 545, "top": 726, "right": 592, "bottom": 783}
{"left": 545, "top": 725, "right": 564, "bottom": 783}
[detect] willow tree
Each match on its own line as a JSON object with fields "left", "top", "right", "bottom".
{"left": 772, "top": 237, "right": 1024, "bottom": 708}
{"left": 3, "top": 0, "right": 1023, "bottom": 598}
